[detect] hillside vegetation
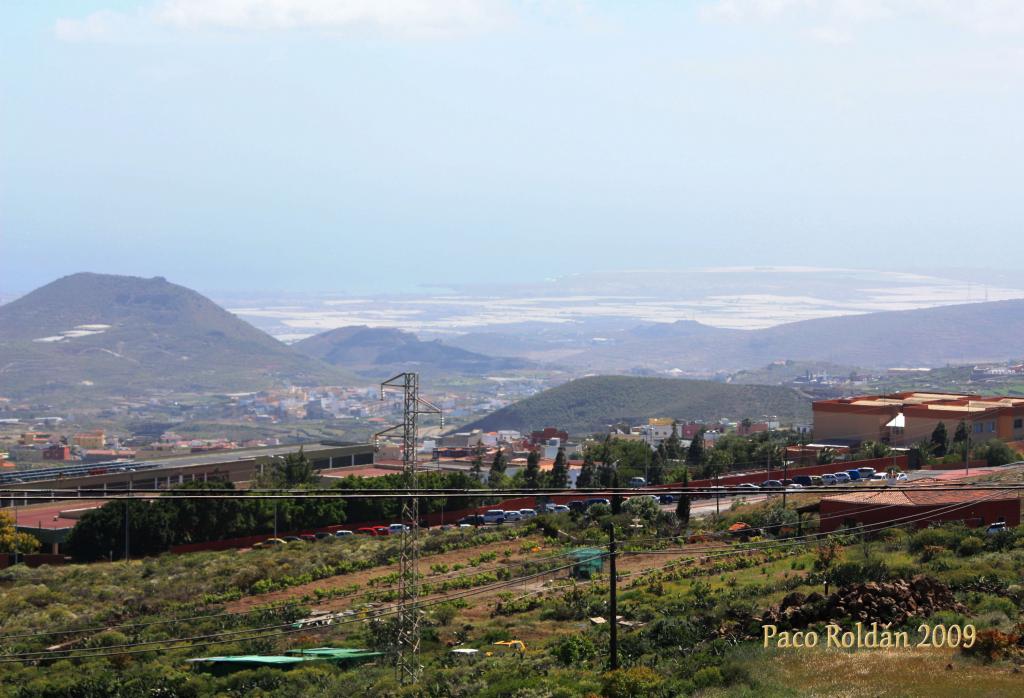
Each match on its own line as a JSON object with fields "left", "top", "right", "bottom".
{"left": 459, "top": 375, "right": 812, "bottom": 435}
{"left": 294, "top": 325, "right": 532, "bottom": 377}
{"left": 0, "top": 273, "right": 352, "bottom": 398}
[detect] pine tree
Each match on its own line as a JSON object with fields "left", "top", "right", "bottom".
{"left": 548, "top": 447, "right": 569, "bottom": 489}
{"left": 664, "top": 421, "right": 682, "bottom": 460}
{"left": 953, "top": 420, "right": 970, "bottom": 445}
{"left": 930, "top": 422, "right": 948, "bottom": 457}
{"left": 648, "top": 449, "right": 665, "bottom": 486}
{"left": 576, "top": 453, "right": 595, "bottom": 489}
{"left": 686, "top": 428, "right": 705, "bottom": 465}
{"left": 675, "top": 467, "right": 691, "bottom": 525}
{"left": 524, "top": 449, "right": 541, "bottom": 489}
{"left": 470, "top": 446, "right": 484, "bottom": 481}
{"left": 488, "top": 448, "right": 507, "bottom": 487}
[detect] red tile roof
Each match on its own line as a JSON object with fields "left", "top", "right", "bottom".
{"left": 823, "top": 488, "right": 1018, "bottom": 506}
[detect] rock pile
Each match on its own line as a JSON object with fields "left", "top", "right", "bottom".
{"left": 759, "top": 576, "right": 965, "bottom": 629}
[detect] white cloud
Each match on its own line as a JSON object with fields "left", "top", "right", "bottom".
{"left": 54, "top": 10, "right": 136, "bottom": 42}
{"left": 55, "top": 0, "right": 517, "bottom": 42}
{"left": 699, "top": 0, "right": 1024, "bottom": 40}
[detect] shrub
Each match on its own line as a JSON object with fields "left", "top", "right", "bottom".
{"left": 961, "top": 628, "right": 1021, "bottom": 662}
{"left": 551, "top": 634, "right": 597, "bottom": 666}
{"left": 909, "top": 526, "right": 961, "bottom": 553}
{"left": 601, "top": 667, "right": 664, "bottom": 698}
{"left": 691, "top": 666, "right": 724, "bottom": 690}
{"left": 957, "top": 536, "right": 985, "bottom": 557}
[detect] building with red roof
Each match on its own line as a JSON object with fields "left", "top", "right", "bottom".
{"left": 818, "top": 487, "right": 1019, "bottom": 533}
{"left": 813, "top": 392, "right": 1024, "bottom": 447}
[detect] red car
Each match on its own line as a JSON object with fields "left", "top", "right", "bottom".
{"left": 356, "top": 527, "right": 377, "bottom": 535}
{"left": 373, "top": 526, "right": 390, "bottom": 536}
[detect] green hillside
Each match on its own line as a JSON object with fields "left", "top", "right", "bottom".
{"left": 294, "top": 325, "right": 532, "bottom": 376}
{"left": 459, "top": 375, "right": 812, "bottom": 435}
{"left": 0, "top": 273, "right": 354, "bottom": 399}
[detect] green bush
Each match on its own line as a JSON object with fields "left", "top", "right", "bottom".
{"left": 909, "top": 526, "right": 961, "bottom": 553}
{"left": 692, "top": 666, "right": 724, "bottom": 690}
{"left": 957, "top": 536, "right": 985, "bottom": 557}
{"left": 551, "top": 634, "right": 597, "bottom": 666}
{"left": 601, "top": 667, "right": 664, "bottom": 698}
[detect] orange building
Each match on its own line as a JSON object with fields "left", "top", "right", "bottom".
{"left": 813, "top": 392, "right": 1024, "bottom": 447}
{"left": 71, "top": 430, "right": 106, "bottom": 449}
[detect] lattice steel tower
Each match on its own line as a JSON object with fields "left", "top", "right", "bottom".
{"left": 377, "top": 372, "right": 442, "bottom": 683}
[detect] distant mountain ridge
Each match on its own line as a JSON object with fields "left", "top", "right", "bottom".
{"left": 294, "top": 325, "right": 533, "bottom": 376}
{"left": 458, "top": 375, "right": 811, "bottom": 435}
{"left": 450, "top": 299, "right": 1024, "bottom": 372}
{"left": 0, "top": 273, "right": 352, "bottom": 399}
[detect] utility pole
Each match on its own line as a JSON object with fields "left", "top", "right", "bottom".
{"left": 273, "top": 501, "right": 278, "bottom": 538}
{"left": 378, "top": 373, "right": 443, "bottom": 685}
{"left": 607, "top": 524, "right": 618, "bottom": 671}
{"left": 124, "top": 501, "right": 130, "bottom": 563}
{"left": 965, "top": 401, "right": 971, "bottom": 477}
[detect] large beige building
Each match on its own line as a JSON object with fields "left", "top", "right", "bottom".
{"left": 812, "top": 392, "right": 1024, "bottom": 447}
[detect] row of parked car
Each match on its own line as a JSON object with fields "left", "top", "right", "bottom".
{"left": 705, "top": 467, "right": 909, "bottom": 495}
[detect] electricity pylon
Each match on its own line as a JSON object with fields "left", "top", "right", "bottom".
{"left": 376, "top": 372, "right": 442, "bottom": 683}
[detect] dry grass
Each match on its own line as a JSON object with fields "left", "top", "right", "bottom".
{"left": 746, "top": 645, "right": 1022, "bottom": 698}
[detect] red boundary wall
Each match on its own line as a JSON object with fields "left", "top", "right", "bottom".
{"left": 170, "top": 456, "right": 907, "bottom": 554}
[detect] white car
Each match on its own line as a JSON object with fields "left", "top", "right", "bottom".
{"left": 518, "top": 508, "right": 537, "bottom": 519}
{"left": 503, "top": 510, "right": 523, "bottom": 523}
{"left": 334, "top": 530, "right": 354, "bottom": 537}
{"left": 821, "top": 474, "right": 837, "bottom": 486}
{"left": 388, "top": 523, "right": 410, "bottom": 534}
{"left": 550, "top": 504, "right": 570, "bottom": 513}
{"left": 886, "top": 473, "right": 909, "bottom": 485}
{"left": 785, "top": 483, "right": 804, "bottom": 492}
{"left": 483, "top": 510, "right": 506, "bottom": 525}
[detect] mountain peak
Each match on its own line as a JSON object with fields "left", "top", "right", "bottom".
{"left": 0, "top": 273, "right": 351, "bottom": 398}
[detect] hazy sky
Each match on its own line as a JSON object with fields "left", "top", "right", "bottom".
{"left": 3, "top": 1, "right": 1023, "bottom": 296}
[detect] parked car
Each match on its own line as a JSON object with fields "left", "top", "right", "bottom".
{"left": 809, "top": 476, "right": 824, "bottom": 487}
{"left": 858, "top": 467, "right": 876, "bottom": 480}
{"left": 566, "top": 500, "right": 587, "bottom": 512}
{"left": 791, "top": 475, "right": 813, "bottom": 487}
{"left": 832, "top": 472, "right": 851, "bottom": 484}
{"left": 628, "top": 476, "right": 647, "bottom": 487}
{"left": 335, "top": 530, "right": 354, "bottom": 537}
{"left": 282, "top": 536, "right": 304, "bottom": 543}
{"left": 886, "top": 472, "right": 909, "bottom": 484}
{"left": 253, "top": 538, "right": 286, "bottom": 548}
{"left": 658, "top": 493, "right": 677, "bottom": 504}
{"left": 760, "top": 480, "right": 784, "bottom": 490}
{"left": 986, "top": 522, "right": 1008, "bottom": 535}
{"left": 388, "top": 523, "right": 410, "bottom": 535}
{"left": 356, "top": 527, "right": 377, "bottom": 535}
{"left": 584, "top": 498, "right": 610, "bottom": 508}
{"left": 821, "top": 474, "right": 837, "bottom": 486}
{"left": 736, "top": 483, "right": 760, "bottom": 491}
{"left": 845, "top": 469, "right": 862, "bottom": 481}
{"left": 299, "top": 534, "right": 317, "bottom": 543}
{"left": 372, "top": 526, "right": 390, "bottom": 536}
{"left": 483, "top": 510, "right": 506, "bottom": 525}
{"left": 519, "top": 508, "right": 538, "bottom": 519}
{"left": 785, "top": 483, "right": 804, "bottom": 492}
{"left": 550, "top": 504, "right": 571, "bottom": 513}
{"left": 458, "top": 514, "right": 485, "bottom": 526}
{"left": 314, "top": 531, "right": 333, "bottom": 540}
{"left": 503, "top": 510, "right": 523, "bottom": 523}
